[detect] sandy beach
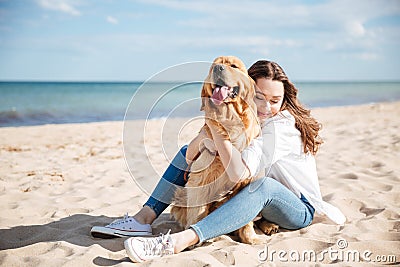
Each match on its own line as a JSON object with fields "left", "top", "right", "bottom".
{"left": 0, "top": 101, "right": 399, "bottom": 266}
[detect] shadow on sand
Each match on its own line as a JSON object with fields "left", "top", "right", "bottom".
{"left": 0, "top": 213, "right": 183, "bottom": 266}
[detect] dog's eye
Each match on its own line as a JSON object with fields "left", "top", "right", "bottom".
{"left": 231, "top": 64, "right": 238, "bottom": 68}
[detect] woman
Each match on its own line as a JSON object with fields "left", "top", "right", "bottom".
{"left": 93, "top": 60, "right": 346, "bottom": 263}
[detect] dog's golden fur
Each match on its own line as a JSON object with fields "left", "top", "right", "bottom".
{"left": 171, "top": 56, "right": 277, "bottom": 244}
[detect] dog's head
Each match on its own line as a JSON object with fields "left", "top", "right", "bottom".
{"left": 201, "top": 56, "right": 255, "bottom": 114}
{"left": 200, "top": 56, "right": 259, "bottom": 149}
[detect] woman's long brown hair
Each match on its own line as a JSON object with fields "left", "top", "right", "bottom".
{"left": 248, "top": 60, "right": 323, "bottom": 154}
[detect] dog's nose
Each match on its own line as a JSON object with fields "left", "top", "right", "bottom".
{"left": 213, "top": 64, "right": 225, "bottom": 73}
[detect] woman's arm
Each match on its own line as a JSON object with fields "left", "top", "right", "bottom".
{"left": 207, "top": 124, "right": 251, "bottom": 183}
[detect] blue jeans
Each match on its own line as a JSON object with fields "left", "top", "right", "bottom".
{"left": 190, "top": 178, "right": 315, "bottom": 242}
{"left": 144, "top": 146, "right": 315, "bottom": 242}
{"left": 144, "top": 146, "right": 189, "bottom": 216}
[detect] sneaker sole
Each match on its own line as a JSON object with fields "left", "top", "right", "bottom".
{"left": 90, "top": 226, "right": 152, "bottom": 238}
{"left": 124, "top": 238, "right": 144, "bottom": 263}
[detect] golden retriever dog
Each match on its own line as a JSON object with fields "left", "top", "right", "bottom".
{"left": 171, "top": 56, "right": 278, "bottom": 244}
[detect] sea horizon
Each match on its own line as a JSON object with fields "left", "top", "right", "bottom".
{"left": 2, "top": 79, "right": 400, "bottom": 83}
{"left": 1, "top": 80, "right": 400, "bottom": 127}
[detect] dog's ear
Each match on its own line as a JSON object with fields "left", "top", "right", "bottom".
{"left": 238, "top": 75, "right": 257, "bottom": 118}
{"left": 245, "top": 75, "right": 256, "bottom": 101}
{"left": 200, "top": 83, "right": 209, "bottom": 111}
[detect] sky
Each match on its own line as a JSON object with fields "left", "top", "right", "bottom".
{"left": 0, "top": 0, "right": 399, "bottom": 81}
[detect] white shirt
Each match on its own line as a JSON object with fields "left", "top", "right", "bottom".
{"left": 242, "top": 110, "right": 346, "bottom": 225}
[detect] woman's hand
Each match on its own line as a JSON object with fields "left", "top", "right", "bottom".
{"left": 206, "top": 120, "right": 251, "bottom": 183}
{"left": 202, "top": 138, "right": 216, "bottom": 153}
{"left": 186, "top": 127, "right": 209, "bottom": 164}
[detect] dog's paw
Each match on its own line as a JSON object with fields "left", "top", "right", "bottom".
{"left": 258, "top": 221, "right": 279, "bottom": 235}
{"left": 241, "top": 235, "right": 263, "bottom": 245}
{"left": 237, "top": 222, "right": 264, "bottom": 245}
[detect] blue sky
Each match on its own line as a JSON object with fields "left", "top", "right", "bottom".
{"left": 0, "top": 0, "right": 399, "bottom": 81}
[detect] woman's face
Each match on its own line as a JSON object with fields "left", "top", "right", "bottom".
{"left": 254, "top": 78, "right": 284, "bottom": 121}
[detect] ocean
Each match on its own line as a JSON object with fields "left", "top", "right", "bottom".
{"left": 1, "top": 81, "right": 399, "bottom": 127}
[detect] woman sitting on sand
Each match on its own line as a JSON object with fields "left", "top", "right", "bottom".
{"left": 91, "top": 60, "right": 346, "bottom": 263}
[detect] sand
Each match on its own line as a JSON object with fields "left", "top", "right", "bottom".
{"left": 0, "top": 102, "right": 399, "bottom": 266}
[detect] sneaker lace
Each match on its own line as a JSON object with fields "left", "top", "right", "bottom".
{"left": 109, "top": 213, "right": 130, "bottom": 226}
{"left": 144, "top": 230, "right": 173, "bottom": 257}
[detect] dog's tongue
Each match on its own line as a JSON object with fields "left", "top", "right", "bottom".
{"left": 211, "top": 86, "right": 230, "bottom": 105}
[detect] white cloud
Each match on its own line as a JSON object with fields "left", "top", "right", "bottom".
{"left": 37, "top": 0, "right": 81, "bottom": 16}
{"left": 139, "top": 0, "right": 400, "bottom": 61}
{"left": 106, "top": 16, "right": 118, "bottom": 24}
{"left": 339, "top": 52, "right": 380, "bottom": 61}
{"left": 141, "top": 0, "right": 400, "bottom": 38}
{"left": 345, "top": 20, "right": 366, "bottom": 37}
{"left": 356, "top": 52, "right": 379, "bottom": 60}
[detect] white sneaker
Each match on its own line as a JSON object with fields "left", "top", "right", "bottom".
{"left": 124, "top": 230, "right": 174, "bottom": 263}
{"left": 91, "top": 213, "right": 152, "bottom": 238}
